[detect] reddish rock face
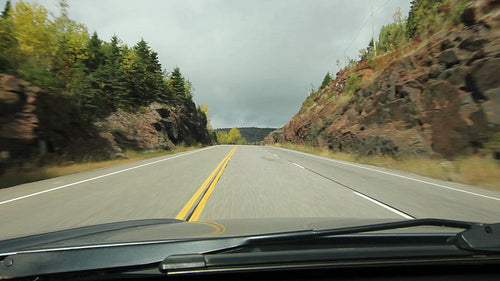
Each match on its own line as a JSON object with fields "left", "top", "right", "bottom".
{"left": 265, "top": 4, "right": 500, "bottom": 160}
{"left": 0, "top": 74, "right": 211, "bottom": 171}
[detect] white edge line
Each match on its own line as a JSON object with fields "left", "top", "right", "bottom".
{"left": 292, "top": 162, "right": 305, "bottom": 169}
{"left": 353, "top": 191, "right": 414, "bottom": 220}
{"left": 270, "top": 147, "right": 500, "bottom": 202}
{"left": 0, "top": 146, "right": 215, "bottom": 205}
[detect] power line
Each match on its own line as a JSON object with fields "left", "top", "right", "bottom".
{"left": 341, "top": 0, "right": 397, "bottom": 64}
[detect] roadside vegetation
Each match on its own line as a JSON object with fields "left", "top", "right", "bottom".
{"left": 215, "top": 127, "right": 275, "bottom": 144}
{"left": 0, "top": 0, "right": 197, "bottom": 122}
{"left": 0, "top": 0, "right": 211, "bottom": 184}
{"left": 286, "top": 0, "right": 500, "bottom": 191}
{"left": 272, "top": 143, "right": 500, "bottom": 191}
{"left": 0, "top": 145, "right": 203, "bottom": 189}
{"left": 301, "top": 0, "right": 471, "bottom": 115}
{"left": 216, "top": 128, "right": 247, "bottom": 144}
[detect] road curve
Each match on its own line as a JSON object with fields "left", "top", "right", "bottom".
{"left": 1, "top": 145, "right": 499, "bottom": 240}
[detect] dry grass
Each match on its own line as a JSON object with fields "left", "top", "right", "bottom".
{"left": 272, "top": 143, "right": 500, "bottom": 191}
{"left": 0, "top": 145, "right": 202, "bottom": 189}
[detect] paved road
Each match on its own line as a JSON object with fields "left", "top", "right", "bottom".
{"left": 1, "top": 145, "right": 499, "bottom": 240}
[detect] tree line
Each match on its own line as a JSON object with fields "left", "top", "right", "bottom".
{"left": 216, "top": 128, "right": 246, "bottom": 145}
{"left": 317, "top": 0, "right": 470, "bottom": 88}
{"left": 362, "top": 0, "right": 470, "bottom": 61}
{"left": 0, "top": 0, "right": 196, "bottom": 121}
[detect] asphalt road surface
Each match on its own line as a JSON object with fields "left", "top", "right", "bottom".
{"left": 1, "top": 145, "right": 499, "bottom": 240}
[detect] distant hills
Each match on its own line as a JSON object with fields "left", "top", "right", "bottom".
{"left": 216, "top": 127, "right": 277, "bottom": 143}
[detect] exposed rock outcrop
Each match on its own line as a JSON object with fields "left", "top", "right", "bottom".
{"left": 95, "top": 102, "right": 211, "bottom": 152}
{"left": 0, "top": 74, "right": 211, "bottom": 171}
{"left": 265, "top": 1, "right": 500, "bottom": 160}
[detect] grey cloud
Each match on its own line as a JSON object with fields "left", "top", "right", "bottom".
{"left": 18, "top": 0, "right": 411, "bottom": 128}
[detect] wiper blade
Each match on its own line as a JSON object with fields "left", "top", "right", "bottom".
{"left": 243, "top": 218, "right": 482, "bottom": 245}
{"left": 244, "top": 218, "right": 499, "bottom": 254}
{"left": 160, "top": 218, "right": 499, "bottom": 273}
{"left": 453, "top": 223, "right": 500, "bottom": 253}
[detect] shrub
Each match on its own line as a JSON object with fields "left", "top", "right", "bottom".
{"left": 344, "top": 74, "right": 361, "bottom": 96}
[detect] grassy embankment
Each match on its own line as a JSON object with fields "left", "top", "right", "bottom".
{"left": 272, "top": 143, "right": 500, "bottom": 191}
{"left": 0, "top": 145, "right": 202, "bottom": 189}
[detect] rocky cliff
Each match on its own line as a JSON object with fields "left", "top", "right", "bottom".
{"left": 265, "top": 0, "right": 500, "bottom": 160}
{"left": 0, "top": 74, "right": 211, "bottom": 171}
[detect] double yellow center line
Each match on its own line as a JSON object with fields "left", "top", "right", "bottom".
{"left": 175, "top": 146, "right": 238, "bottom": 221}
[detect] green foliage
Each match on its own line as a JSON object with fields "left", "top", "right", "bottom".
{"left": 449, "top": 0, "right": 471, "bottom": 26}
{"left": 67, "top": 60, "right": 98, "bottom": 119}
{"left": 486, "top": 133, "right": 500, "bottom": 149}
{"left": 377, "top": 22, "right": 406, "bottom": 53}
{"left": 168, "top": 67, "right": 186, "bottom": 99}
{"left": 406, "top": 0, "right": 444, "bottom": 39}
{"left": 85, "top": 32, "right": 104, "bottom": 72}
{"left": 344, "top": 74, "right": 361, "bottom": 96}
{"left": 1, "top": 0, "right": 12, "bottom": 19}
{"left": 20, "top": 63, "right": 60, "bottom": 91}
{"left": 0, "top": 0, "right": 201, "bottom": 123}
{"left": 320, "top": 72, "right": 332, "bottom": 90}
{"left": 198, "top": 104, "right": 212, "bottom": 130}
{"left": 359, "top": 40, "right": 374, "bottom": 61}
{"left": 300, "top": 90, "right": 319, "bottom": 113}
{"left": 216, "top": 128, "right": 246, "bottom": 144}
{"left": 0, "top": 10, "right": 17, "bottom": 72}
{"left": 217, "top": 127, "right": 275, "bottom": 143}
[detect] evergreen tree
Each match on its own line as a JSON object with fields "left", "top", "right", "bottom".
{"left": 68, "top": 60, "right": 97, "bottom": 119}
{"left": 1, "top": 0, "right": 11, "bottom": 19}
{"left": 406, "top": 0, "right": 444, "bottom": 39}
{"left": 320, "top": 72, "right": 332, "bottom": 90}
{"left": 121, "top": 39, "right": 167, "bottom": 106}
{"left": 0, "top": 0, "right": 196, "bottom": 117}
{"left": 85, "top": 32, "right": 104, "bottom": 72}
{"left": 169, "top": 66, "right": 185, "bottom": 99}
{"left": 102, "top": 35, "right": 128, "bottom": 109}
{"left": 82, "top": 32, "right": 110, "bottom": 113}
{"left": 0, "top": 0, "right": 16, "bottom": 72}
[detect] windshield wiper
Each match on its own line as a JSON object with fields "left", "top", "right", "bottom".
{"left": 236, "top": 218, "right": 500, "bottom": 253}
{"left": 160, "top": 218, "right": 500, "bottom": 274}
{"left": 2, "top": 218, "right": 498, "bottom": 279}
{"left": 453, "top": 222, "right": 500, "bottom": 253}
{"left": 248, "top": 218, "right": 483, "bottom": 243}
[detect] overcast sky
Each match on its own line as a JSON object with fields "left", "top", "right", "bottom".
{"left": 9, "top": 0, "right": 411, "bottom": 128}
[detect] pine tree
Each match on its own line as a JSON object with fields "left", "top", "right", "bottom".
{"left": 121, "top": 39, "right": 167, "bottom": 106}
{"left": 85, "top": 32, "right": 104, "bottom": 72}
{"left": 102, "top": 35, "right": 128, "bottom": 109}
{"left": 1, "top": 0, "right": 11, "bottom": 19}
{"left": 320, "top": 72, "right": 332, "bottom": 90}
{"left": 406, "top": 0, "right": 444, "bottom": 39}
{"left": 68, "top": 60, "right": 98, "bottom": 119}
{"left": 0, "top": 0, "right": 16, "bottom": 72}
{"left": 169, "top": 67, "right": 185, "bottom": 99}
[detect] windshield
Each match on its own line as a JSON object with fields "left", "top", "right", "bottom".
{"left": 0, "top": 0, "right": 499, "bottom": 244}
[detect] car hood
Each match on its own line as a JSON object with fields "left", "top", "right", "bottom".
{"left": 0, "top": 216, "right": 456, "bottom": 254}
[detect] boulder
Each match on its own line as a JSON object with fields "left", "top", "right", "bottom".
{"left": 439, "top": 49, "right": 459, "bottom": 67}
{"left": 0, "top": 90, "right": 24, "bottom": 115}
{"left": 482, "top": 88, "right": 500, "bottom": 125}
{"left": 466, "top": 58, "right": 500, "bottom": 101}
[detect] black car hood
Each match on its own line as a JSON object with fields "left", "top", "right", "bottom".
{"left": 0, "top": 217, "right": 411, "bottom": 254}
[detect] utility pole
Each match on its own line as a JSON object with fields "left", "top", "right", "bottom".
{"left": 371, "top": 0, "right": 377, "bottom": 56}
